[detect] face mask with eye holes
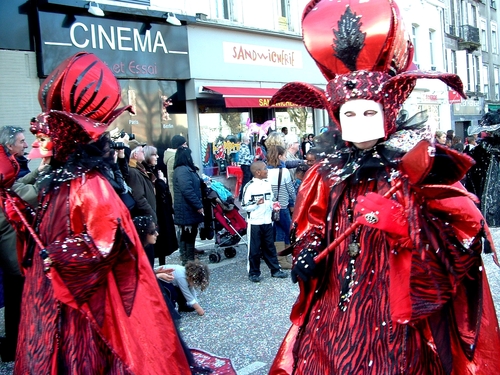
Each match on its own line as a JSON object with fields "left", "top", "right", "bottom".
{"left": 339, "top": 99, "right": 385, "bottom": 144}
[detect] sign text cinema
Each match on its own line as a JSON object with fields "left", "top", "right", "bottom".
{"left": 70, "top": 22, "right": 170, "bottom": 53}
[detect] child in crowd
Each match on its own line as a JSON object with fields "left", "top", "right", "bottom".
{"left": 157, "top": 261, "right": 210, "bottom": 316}
{"left": 293, "top": 164, "right": 310, "bottom": 194}
{"left": 241, "top": 161, "right": 288, "bottom": 282}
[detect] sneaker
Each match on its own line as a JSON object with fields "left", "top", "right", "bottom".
{"left": 272, "top": 270, "right": 288, "bottom": 279}
{"left": 249, "top": 275, "right": 261, "bottom": 283}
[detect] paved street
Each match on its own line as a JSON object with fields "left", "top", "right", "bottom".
{"left": 1, "top": 229, "right": 500, "bottom": 374}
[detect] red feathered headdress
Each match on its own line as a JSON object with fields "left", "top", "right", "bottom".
{"left": 271, "top": 0, "right": 466, "bottom": 137}
{"left": 35, "top": 52, "right": 133, "bottom": 162}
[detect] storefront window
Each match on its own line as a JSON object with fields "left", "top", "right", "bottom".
{"left": 275, "top": 107, "right": 314, "bottom": 137}
{"left": 199, "top": 107, "right": 315, "bottom": 177}
{"left": 200, "top": 110, "right": 250, "bottom": 176}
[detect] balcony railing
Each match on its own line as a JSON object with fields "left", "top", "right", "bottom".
{"left": 458, "top": 25, "right": 481, "bottom": 52}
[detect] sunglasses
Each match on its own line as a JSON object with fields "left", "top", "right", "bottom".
{"left": 147, "top": 228, "right": 158, "bottom": 235}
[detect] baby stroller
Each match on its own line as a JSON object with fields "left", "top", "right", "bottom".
{"left": 200, "top": 180, "right": 247, "bottom": 263}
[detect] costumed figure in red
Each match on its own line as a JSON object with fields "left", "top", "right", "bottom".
{"left": 0, "top": 52, "right": 235, "bottom": 374}
{"left": 268, "top": 1, "right": 500, "bottom": 374}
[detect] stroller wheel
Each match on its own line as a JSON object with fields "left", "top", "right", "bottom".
{"left": 224, "top": 247, "right": 237, "bottom": 258}
{"left": 209, "top": 252, "right": 221, "bottom": 263}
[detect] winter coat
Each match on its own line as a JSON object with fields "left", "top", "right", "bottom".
{"left": 173, "top": 166, "right": 203, "bottom": 226}
{"left": 126, "top": 159, "right": 157, "bottom": 223}
{"left": 143, "top": 162, "right": 178, "bottom": 258}
{"left": 163, "top": 148, "right": 176, "bottom": 203}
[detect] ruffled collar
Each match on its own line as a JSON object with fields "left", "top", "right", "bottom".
{"left": 319, "top": 112, "right": 431, "bottom": 188}
{"left": 37, "top": 141, "right": 115, "bottom": 192}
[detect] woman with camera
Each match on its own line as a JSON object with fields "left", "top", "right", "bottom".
{"left": 126, "top": 145, "right": 157, "bottom": 224}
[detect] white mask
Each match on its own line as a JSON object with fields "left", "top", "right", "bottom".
{"left": 339, "top": 99, "right": 385, "bottom": 143}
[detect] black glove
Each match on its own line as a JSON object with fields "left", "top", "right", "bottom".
{"left": 291, "top": 247, "right": 318, "bottom": 283}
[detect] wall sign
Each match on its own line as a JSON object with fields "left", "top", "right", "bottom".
{"left": 223, "top": 42, "right": 303, "bottom": 68}
{"left": 37, "top": 11, "right": 190, "bottom": 79}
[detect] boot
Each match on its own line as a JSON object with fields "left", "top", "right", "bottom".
{"left": 275, "top": 242, "right": 292, "bottom": 270}
{"left": 184, "top": 243, "right": 195, "bottom": 265}
{"left": 179, "top": 241, "right": 187, "bottom": 265}
{"left": 1, "top": 274, "right": 24, "bottom": 362}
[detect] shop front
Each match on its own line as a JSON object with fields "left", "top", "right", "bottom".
{"left": 35, "top": 9, "right": 191, "bottom": 152}
{"left": 184, "top": 24, "right": 327, "bottom": 179}
{"left": 15, "top": 4, "right": 328, "bottom": 189}
{"left": 452, "top": 97, "right": 484, "bottom": 138}
{"left": 401, "top": 82, "right": 453, "bottom": 134}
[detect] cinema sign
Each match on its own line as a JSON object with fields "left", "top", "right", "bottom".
{"left": 37, "top": 11, "right": 190, "bottom": 80}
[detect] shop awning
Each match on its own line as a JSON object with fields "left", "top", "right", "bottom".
{"left": 201, "top": 86, "right": 297, "bottom": 108}
{"left": 487, "top": 103, "right": 500, "bottom": 111}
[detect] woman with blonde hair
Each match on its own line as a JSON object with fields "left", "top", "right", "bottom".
{"left": 266, "top": 145, "right": 296, "bottom": 269}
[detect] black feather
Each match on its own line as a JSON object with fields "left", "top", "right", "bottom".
{"left": 332, "top": 6, "right": 366, "bottom": 71}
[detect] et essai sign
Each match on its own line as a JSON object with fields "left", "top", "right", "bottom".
{"left": 37, "top": 11, "right": 190, "bottom": 80}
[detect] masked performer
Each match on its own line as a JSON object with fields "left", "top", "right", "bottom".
{"left": 268, "top": 1, "right": 500, "bottom": 374}
{"left": 0, "top": 52, "right": 195, "bottom": 374}
{"left": 465, "top": 109, "right": 500, "bottom": 226}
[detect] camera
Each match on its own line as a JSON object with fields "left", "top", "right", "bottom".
{"left": 110, "top": 141, "right": 126, "bottom": 150}
{"left": 113, "top": 130, "right": 135, "bottom": 141}
{"left": 118, "top": 130, "right": 135, "bottom": 140}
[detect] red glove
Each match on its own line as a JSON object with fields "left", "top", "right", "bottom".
{"left": 0, "top": 191, "right": 33, "bottom": 230}
{"left": 354, "top": 192, "right": 409, "bottom": 237}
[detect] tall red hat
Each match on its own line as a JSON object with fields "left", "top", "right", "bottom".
{"left": 36, "top": 52, "right": 132, "bottom": 161}
{"left": 271, "top": 0, "right": 466, "bottom": 136}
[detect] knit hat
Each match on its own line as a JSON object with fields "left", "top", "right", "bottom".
{"left": 171, "top": 135, "right": 187, "bottom": 149}
{"left": 270, "top": 0, "right": 466, "bottom": 139}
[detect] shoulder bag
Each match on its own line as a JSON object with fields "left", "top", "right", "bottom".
{"left": 272, "top": 168, "right": 282, "bottom": 222}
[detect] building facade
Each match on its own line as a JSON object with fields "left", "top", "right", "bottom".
{"left": 2, "top": 0, "right": 500, "bottom": 166}
{"left": 443, "top": 0, "right": 500, "bottom": 138}
{"left": 0, "top": 0, "right": 328, "bottom": 169}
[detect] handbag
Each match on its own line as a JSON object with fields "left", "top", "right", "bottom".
{"left": 272, "top": 168, "right": 282, "bottom": 222}
{"left": 120, "top": 191, "right": 136, "bottom": 211}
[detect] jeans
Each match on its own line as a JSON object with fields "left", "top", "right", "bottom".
{"left": 274, "top": 208, "right": 292, "bottom": 244}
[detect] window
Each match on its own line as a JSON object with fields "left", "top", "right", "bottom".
{"left": 470, "top": 5, "right": 477, "bottom": 27}
{"left": 475, "top": 55, "right": 481, "bottom": 92}
{"left": 412, "top": 25, "right": 418, "bottom": 65}
{"left": 481, "top": 19, "right": 488, "bottom": 52}
{"left": 483, "top": 65, "right": 489, "bottom": 99}
{"left": 450, "top": 50, "right": 457, "bottom": 74}
{"left": 492, "top": 0, "right": 497, "bottom": 10}
{"left": 492, "top": 23, "right": 498, "bottom": 54}
{"left": 278, "top": 0, "right": 290, "bottom": 31}
{"left": 467, "top": 54, "right": 480, "bottom": 92}
{"left": 495, "top": 67, "right": 499, "bottom": 100}
{"left": 429, "top": 30, "right": 435, "bottom": 67}
{"left": 215, "top": 0, "right": 231, "bottom": 20}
